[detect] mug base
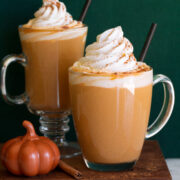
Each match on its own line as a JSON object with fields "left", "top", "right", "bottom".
{"left": 84, "top": 158, "right": 136, "bottom": 171}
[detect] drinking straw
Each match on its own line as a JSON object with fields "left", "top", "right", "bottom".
{"left": 79, "top": 0, "right": 92, "bottom": 22}
{"left": 139, "top": 23, "right": 157, "bottom": 62}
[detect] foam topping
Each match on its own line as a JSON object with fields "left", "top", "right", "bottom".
{"left": 72, "top": 26, "right": 150, "bottom": 74}
{"left": 23, "top": 0, "right": 82, "bottom": 29}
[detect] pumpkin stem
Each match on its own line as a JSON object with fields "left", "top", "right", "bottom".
{"left": 23, "top": 120, "right": 37, "bottom": 137}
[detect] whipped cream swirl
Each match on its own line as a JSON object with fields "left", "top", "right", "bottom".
{"left": 73, "top": 26, "right": 138, "bottom": 73}
{"left": 24, "top": 0, "right": 81, "bottom": 29}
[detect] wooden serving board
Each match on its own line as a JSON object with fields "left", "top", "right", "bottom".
{"left": 0, "top": 140, "right": 171, "bottom": 180}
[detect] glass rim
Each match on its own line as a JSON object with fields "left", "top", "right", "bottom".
{"left": 18, "top": 24, "right": 88, "bottom": 32}
{"left": 69, "top": 66, "right": 153, "bottom": 77}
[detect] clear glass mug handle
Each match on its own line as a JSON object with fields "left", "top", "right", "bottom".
{"left": 146, "top": 74, "right": 175, "bottom": 138}
{"left": 1, "top": 55, "right": 28, "bottom": 105}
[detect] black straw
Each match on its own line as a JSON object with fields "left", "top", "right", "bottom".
{"left": 79, "top": 0, "right": 92, "bottom": 22}
{"left": 139, "top": 23, "right": 157, "bottom": 62}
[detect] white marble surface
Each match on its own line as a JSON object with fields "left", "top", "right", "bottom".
{"left": 166, "top": 159, "right": 180, "bottom": 180}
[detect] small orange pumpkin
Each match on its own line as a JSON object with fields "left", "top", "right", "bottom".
{"left": 0, "top": 120, "right": 60, "bottom": 176}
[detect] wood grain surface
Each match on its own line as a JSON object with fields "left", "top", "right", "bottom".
{"left": 0, "top": 140, "right": 171, "bottom": 180}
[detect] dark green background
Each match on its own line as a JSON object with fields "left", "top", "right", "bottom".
{"left": 0, "top": 0, "right": 179, "bottom": 157}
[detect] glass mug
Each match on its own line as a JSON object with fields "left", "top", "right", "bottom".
{"left": 1, "top": 25, "right": 88, "bottom": 158}
{"left": 69, "top": 68, "right": 175, "bottom": 171}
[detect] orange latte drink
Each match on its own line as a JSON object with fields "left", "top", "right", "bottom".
{"left": 19, "top": 0, "right": 87, "bottom": 112}
{"left": 69, "top": 26, "right": 153, "bottom": 169}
